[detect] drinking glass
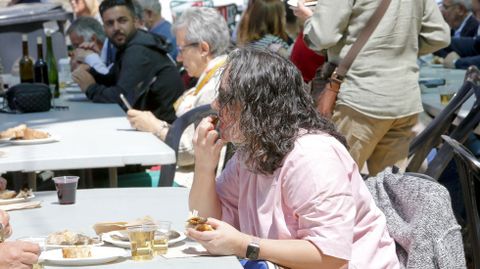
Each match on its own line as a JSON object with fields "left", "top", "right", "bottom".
{"left": 127, "top": 224, "right": 157, "bottom": 261}
{"left": 153, "top": 221, "right": 171, "bottom": 255}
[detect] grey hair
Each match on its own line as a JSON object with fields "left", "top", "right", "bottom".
{"left": 172, "top": 7, "right": 230, "bottom": 57}
{"left": 452, "top": 0, "right": 472, "bottom": 10}
{"left": 132, "top": 0, "right": 144, "bottom": 21}
{"left": 67, "top": 16, "right": 106, "bottom": 44}
{"left": 136, "top": 0, "right": 161, "bottom": 15}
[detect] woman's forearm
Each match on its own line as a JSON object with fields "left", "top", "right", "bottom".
{"left": 188, "top": 167, "right": 222, "bottom": 219}
{"left": 236, "top": 238, "right": 347, "bottom": 269}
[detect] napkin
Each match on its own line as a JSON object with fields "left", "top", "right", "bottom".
{"left": 162, "top": 240, "right": 209, "bottom": 258}
{"left": 0, "top": 201, "right": 41, "bottom": 211}
{"left": 93, "top": 216, "right": 155, "bottom": 235}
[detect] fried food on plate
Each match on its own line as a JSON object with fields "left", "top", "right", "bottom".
{"left": 0, "top": 124, "right": 49, "bottom": 140}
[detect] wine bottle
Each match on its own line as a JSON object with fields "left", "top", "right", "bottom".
{"left": 45, "top": 32, "right": 60, "bottom": 98}
{"left": 19, "top": 34, "right": 34, "bottom": 83}
{"left": 34, "top": 36, "right": 49, "bottom": 85}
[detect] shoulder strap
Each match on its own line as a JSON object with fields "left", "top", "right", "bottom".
{"left": 336, "top": 0, "right": 392, "bottom": 77}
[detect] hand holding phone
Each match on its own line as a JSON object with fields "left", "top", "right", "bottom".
{"left": 119, "top": 94, "right": 132, "bottom": 110}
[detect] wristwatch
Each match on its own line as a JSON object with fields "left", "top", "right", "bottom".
{"left": 245, "top": 237, "right": 260, "bottom": 260}
{"left": 0, "top": 223, "right": 5, "bottom": 243}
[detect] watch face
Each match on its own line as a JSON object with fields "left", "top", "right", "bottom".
{"left": 246, "top": 243, "right": 260, "bottom": 260}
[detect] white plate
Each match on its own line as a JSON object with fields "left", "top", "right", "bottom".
{"left": 287, "top": 0, "right": 316, "bottom": 7}
{"left": 0, "top": 194, "right": 35, "bottom": 205}
{"left": 40, "top": 246, "right": 126, "bottom": 266}
{"left": 46, "top": 241, "right": 104, "bottom": 250}
{"left": 9, "top": 136, "right": 59, "bottom": 145}
{"left": 103, "top": 229, "right": 187, "bottom": 249}
{"left": 0, "top": 137, "right": 13, "bottom": 144}
{"left": 65, "top": 87, "right": 82, "bottom": 94}
{"left": 67, "top": 94, "right": 89, "bottom": 101}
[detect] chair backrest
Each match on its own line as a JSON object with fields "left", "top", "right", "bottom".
{"left": 407, "top": 66, "right": 480, "bottom": 177}
{"left": 442, "top": 135, "right": 480, "bottom": 269}
{"left": 158, "top": 104, "right": 214, "bottom": 187}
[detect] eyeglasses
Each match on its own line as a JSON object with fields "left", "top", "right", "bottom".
{"left": 176, "top": 43, "right": 199, "bottom": 55}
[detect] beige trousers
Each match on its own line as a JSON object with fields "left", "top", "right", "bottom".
{"left": 332, "top": 105, "right": 418, "bottom": 176}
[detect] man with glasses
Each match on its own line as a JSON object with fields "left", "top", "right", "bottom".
{"left": 435, "top": 0, "right": 479, "bottom": 62}
{"left": 72, "top": 0, "right": 184, "bottom": 123}
{"left": 440, "top": 0, "right": 478, "bottom": 38}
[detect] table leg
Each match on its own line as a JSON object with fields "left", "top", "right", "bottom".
{"left": 27, "top": 172, "right": 36, "bottom": 191}
{"left": 108, "top": 168, "right": 118, "bottom": 187}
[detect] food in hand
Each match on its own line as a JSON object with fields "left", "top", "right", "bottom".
{"left": 47, "top": 230, "right": 99, "bottom": 246}
{"left": 62, "top": 246, "right": 92, "bottom": 258}
{"left": 0, "top": 124, "right": 49, "bottom": 140}
{"left": 186, "top": 215, "right": 214, "bottom": 232}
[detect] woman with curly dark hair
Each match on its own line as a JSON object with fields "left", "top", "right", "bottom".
{"left": 187, "top": 48, "right": 400, "bottom": 269}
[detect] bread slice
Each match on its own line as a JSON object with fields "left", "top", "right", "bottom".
{"left": 62, "top": 246, "right": 92, "bottom": 259}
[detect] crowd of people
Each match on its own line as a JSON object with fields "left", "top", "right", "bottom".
{"left": 1, "top": 0, "right": 477, "bottom": 267}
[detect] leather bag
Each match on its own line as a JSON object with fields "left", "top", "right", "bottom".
{"left": 5, "top": 83, "right": 51, "bottom": 113}
{"left": 311, "top": 0, "right": 391, "bottom": 118}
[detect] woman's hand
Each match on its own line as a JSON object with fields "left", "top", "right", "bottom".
{"left": 0, "top": 210, "right": 12, "bottom": 239}
{"left": 127, "top": 109, "right": 169, "bottom": 138}
{"left": 186, "top": 218, "right": 249, "bottom": 257}
{"left": 193, "top": 117, "right": 226, "bottom": 172}
{"left": 0, "top": 241, "right": 40, "bottom": 269}
{"left": 290, "top": 0, "right": 314, "bottom": 22}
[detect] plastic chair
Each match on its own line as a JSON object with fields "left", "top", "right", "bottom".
{"left": 158, "top": 104, "right": 214, "bottom": 187}
{"left": 407, "top": 66, "right": 480, "bottom": 177}
{"left": 442, "top": 135, "right": 480, "bottom": 269}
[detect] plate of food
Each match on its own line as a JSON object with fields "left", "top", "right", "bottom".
{"left": 287, "top": 0, "right": 317, "bottom": 7}
{"left": 0, "top": 188, "right": 35, "bottom": 205}
{"left": 0, "top": 124, "right": 58, "bottom": 145}
{"left": 40, "top": 246, "right": 126, "bottom": 266}
{"left": 102, "top": 229, "right": 187, "bottom": 249}
{"left": 46, "top": 230, "right": 104, "bottom": 250}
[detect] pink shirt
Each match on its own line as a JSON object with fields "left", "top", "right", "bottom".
{"left": 216, "top": 133, "right": 400, "bottom": 268}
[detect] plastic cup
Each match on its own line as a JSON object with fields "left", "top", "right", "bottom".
{"left": 153, "top": 221, "right": 171, "bottom": 255}
{"left": 53, "top": 176, "right": 79, "bottom": 204}
{"left": 127, "top": 224, "right": 157, "bottom": 261}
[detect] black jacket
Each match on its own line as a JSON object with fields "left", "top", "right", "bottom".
{"left": 86, "top": 30, "right": 184, "bottom": 123}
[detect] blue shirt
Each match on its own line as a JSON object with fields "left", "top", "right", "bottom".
{"left": 151, "top": 19, "right": 178, "bottom": 60}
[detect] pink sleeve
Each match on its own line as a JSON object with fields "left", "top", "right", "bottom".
{"left": 215, "top": 153, "right": 240, "bottom": 229}
{"left": 282, "top": 142, "right": 356, "bottom": 261}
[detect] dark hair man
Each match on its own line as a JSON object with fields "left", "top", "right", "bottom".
{"left": 72, "top": 0, "right": 184, "bottom": 123}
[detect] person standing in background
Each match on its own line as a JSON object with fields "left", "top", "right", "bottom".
{"left": 294, "top": 0, "right": 450, "bottom": 176}
{"left": 137, "top": 0, "right": 178, "bottom": 59}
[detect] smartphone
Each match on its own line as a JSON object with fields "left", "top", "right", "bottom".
{"left": 119, "top": 94, "right": 132, "bottom": 110}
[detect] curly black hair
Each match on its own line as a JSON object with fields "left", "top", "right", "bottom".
{"left": 217, "top": 48, "right": 347, "bottom": 175}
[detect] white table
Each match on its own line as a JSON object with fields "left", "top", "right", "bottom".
{"left": 0, "top": 97, "right": 176, "bottom": 188}
{"left": 419, "top": 66, "right": 480, "bottom": 134}
{"left": 8, "top": 187, "right": 243, "bottom": 269}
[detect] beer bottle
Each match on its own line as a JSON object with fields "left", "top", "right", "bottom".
{"left": 34, "top": 36, "right": 49, "bottom": 84}
{"left": 19, "top": 34, "right": 34, "bottom": 83}
{"left": 45, "top": 32, "right": 60, "bottom": 98}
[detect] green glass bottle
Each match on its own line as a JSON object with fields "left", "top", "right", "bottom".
{"left": 19, "top": 34, "right": 34, "bottom": 83}
{"left": 34, "top": 36, "right": 49, "bottom": 85}
{"left": 45, "top": 32, "right": 60, "bottom": 98}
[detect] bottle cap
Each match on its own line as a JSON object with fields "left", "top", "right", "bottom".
{"left": 22, "top": 34, "right": 28, "bottom": 41}
{"left": 37, "top": 36, "right": 42, "bottom": 44}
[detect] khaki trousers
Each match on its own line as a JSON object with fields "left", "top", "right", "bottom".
{"left": 332, "top": 105, "right": 418, "bottom": 176}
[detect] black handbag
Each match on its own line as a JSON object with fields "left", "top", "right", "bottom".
{"left": 5, "top": 83, "right": 52, "bottom": 113}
